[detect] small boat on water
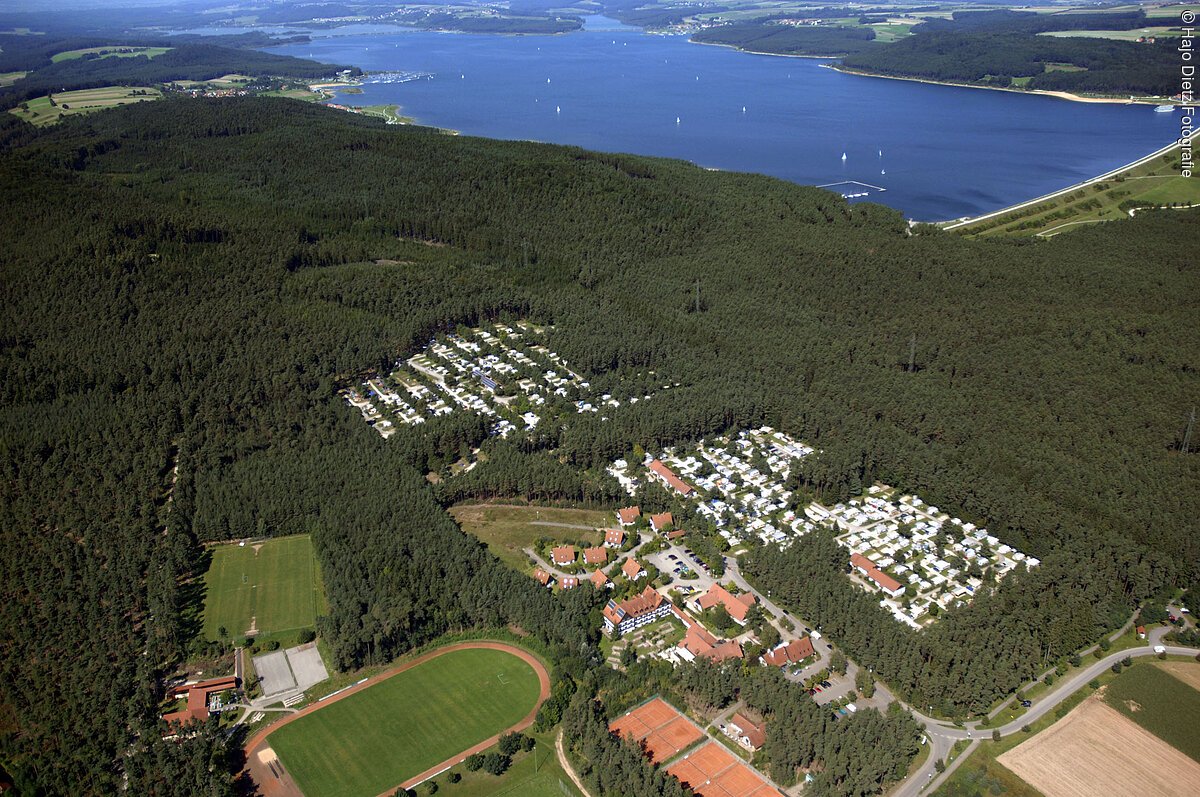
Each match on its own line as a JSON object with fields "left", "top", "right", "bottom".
{"left": 676, "top": 116, "right": 681, "bottom": 125}
{"left": 841, "top": 152, "right": 847, "bottom": 162}
{"left": 1155, "top": 104, "right": 1176, "bottom": 113}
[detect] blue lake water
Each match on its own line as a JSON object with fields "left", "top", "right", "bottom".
{"left": 257, "top": 16, "right": 1180, "bottom": 220}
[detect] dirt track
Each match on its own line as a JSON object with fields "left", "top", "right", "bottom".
{"left": 242, "top": 640, "right": 552, "bottom": 797}
{"left": 998, "top": 697, "right": 1200, "bottom": 797}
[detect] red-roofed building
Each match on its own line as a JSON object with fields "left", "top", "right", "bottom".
{"left": 604, "top": 528, "right": 626, "bottom": 548}
{"left": 622, "top": 558, "right": 646, "bottom": 580}
{"left": 727, "top": 712, "right": 766, "bottom": 751}
{"left": 534, "top": 568, "right": 552, "bottom": 587}
{"left": 162, "top": 676, "right": 239, "bottom": 730}
{"left": 603, "top": 586, "right": 670, "bottom": 635}
{"left": 552, "top": 545, "right": 576, "bottom": 567}
{"left": 678, "top": 624, "right": 743, "bottom": 663}
{"left": 584, "top": 546, "right": 608, "bottom": 565}
{"left": 618, "top": 506, "right": 641, "bottom": 527}
{"left": 561, "top": 576, "right": 580, "bottom": 590}
{"left": 761, "top": 637, "right": 815, "bottom": 668}
{"left": 590, "top": 569, "right": 611, "bottom": 589}
{"left": 1137, "top": 625, "right": 1147, "bottom": 639}
{"left": 649, "top": 460, "right": 694, "bottom": 496}
{"left": 649, "top": 512, "right": 674, "bottom": 533}
{"left": 850, "top": 553, "right": 905, "bottom": 597}
{"left": 694, "top": 583, "right": 756, "bottom": 624}
{"left": 666, "top": 529, "right": 687, "bottom": 540}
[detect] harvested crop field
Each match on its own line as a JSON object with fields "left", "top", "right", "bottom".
{"left": 1156, "top": 660, "right": 1200, "bottom": 692}
{"left": 998, "top": 697, "right": 1200, "bottom": 797}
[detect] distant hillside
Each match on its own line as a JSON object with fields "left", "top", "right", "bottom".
{"left": 692, "top": 22, "right": 877, "bottom": 57}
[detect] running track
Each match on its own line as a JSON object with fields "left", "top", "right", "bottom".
{"left": 243, "top": 641, "right": 552, "bottom": 797}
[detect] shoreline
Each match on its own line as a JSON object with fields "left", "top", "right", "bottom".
{"left": 827, "top": 64, "right": 1164, "bottom": 106}
{"left": 938, "top": 128, "right": 1198, "bottom": 229}
{"left": 688, "top": 37, "right": 844, "bottom": 60}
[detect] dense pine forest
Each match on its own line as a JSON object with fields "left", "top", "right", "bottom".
{"left": 842, "top": 9, "right": 1180, "bottom": 95}
{"left": 0, "top": 96, "right": 1197, "bottom": 794}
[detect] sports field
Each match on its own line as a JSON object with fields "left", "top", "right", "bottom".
{"left": 267, "top": 645, "right": 546, "bottom": 797}
{"left": 9, "top": 86, "right": 161, "bottom": 127}
{"left": 202, "top": 534, "right": 324, "bottom": 640}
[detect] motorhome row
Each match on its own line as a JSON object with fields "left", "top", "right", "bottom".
{"left": 609, "top": 427, "right": 1037, "bottom": 626}
{"left": 341, "top": 322, "right": 668, "bottom": 438}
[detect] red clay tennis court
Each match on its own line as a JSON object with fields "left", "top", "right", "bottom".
{"left": 608, "top": 697, "right": 705, "bottom": 764}
{"left": 666, "top": 741, "right": 784, "bottom": 797}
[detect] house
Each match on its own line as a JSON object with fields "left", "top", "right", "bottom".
{"left": 604, "top": 528, "right": 626, "bottom": 548}
{"left": 552, "top": 546, "right": 576, "bottom": 567}
{"left": 678, "top": 623, "right": 743, "bottom": 663}
{"left": 727, "top": 712, "right": 766, "bottom": 751}
{"left": 666, "top": 529, "right": 687, "bottom": 541}
{"left": 584, "top": 546, "right": 608, "bottom": 565}
{"left": 850, "top": 553, "right": 905, "bottom": 597}
{"left": 590, "top": 569, "right": 611, "bottom": 589}
{"left": 649, "top": 460, "right": 694, "bottom": 496}
{"left": 618, "top": 506, "right": 641, "bottom": 527}
{"left": 622, "top": 558, "right": 646, "bottom": 580}
{"left": 1137, "top": 625, "right": 1147, "bottom": 639}
{"left": 694, "top": 583, "right": 756, "bottom": 625}
{"left": 649, "top": 512, "right": 674, "bottom": 533}
{"left": 761, "top": 637, "right": 815, "bottom": 668}
{"left": 561, "top": 576, "right": 579, "bottom": 590}
{"left": 162, "top": 676, "right": 239, "bottom": 728}
{"left": 602, "top": 586, "right": 671, "bottom": 635}
{"left": 534, "top": 568, "right": 553, "bottom": 587}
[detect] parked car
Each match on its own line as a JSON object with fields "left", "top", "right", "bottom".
{"left": 820, "top": 680, "right": 832, "bottom": 688}
{"left": 1020, "top": 700, "right": 1032, "bottom": 708}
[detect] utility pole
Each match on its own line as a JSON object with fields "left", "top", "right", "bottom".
{"left": 908, "top": 334, "right": 917, "bottom": 373}
{"left": 1183, "top": 406, "right": 1196, "bottom": 454}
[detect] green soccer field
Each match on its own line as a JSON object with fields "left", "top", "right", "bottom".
{"left": 269, "top": 647, "right": 544, "bottom": 797}
{"left": 201, "top": 534, "right": 324, "bottom": 640}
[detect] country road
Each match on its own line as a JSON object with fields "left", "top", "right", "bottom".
{"left": 890, "top": 624, "right": 1196, "bottom": 797}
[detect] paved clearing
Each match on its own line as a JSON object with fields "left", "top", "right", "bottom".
{"left": 254, "top": 650, "right": 296, "bottom": 696}
{"left": 998, "top": 698, "right": 1200, "bottom": 797}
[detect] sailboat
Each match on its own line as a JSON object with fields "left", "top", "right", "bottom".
{"left": 841, "top": 152, "right": 847, "bottom": 162}
{"left": 556, "top": 105, "right": 561, "bottom": 114}
{"left": 676, "top": 116, "right": 681, "bottom": 125}
{"left": 742, "top": 106, "right": 747, "bottom": 113}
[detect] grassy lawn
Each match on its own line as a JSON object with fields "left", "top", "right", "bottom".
{"left": 9, "top": 86, "right": 161, "bottom": 126}
{"left": 202, "top": 534, "right": 325, "bottom": 641}
{"left": 270, "top": 647, "right": 543, "bottom": 797}
{"left": 50, "top": 45, "right": 172, "bottom": 62}
{"left": 0, "top": 71, "right": 27, "bottom": 87}
{"left": 955, "top": 142, "right": 1198, "bottom": 238}
{"left": 450, "top": 503, "right": 611, "bottom": 571}
{"left": 1103, "top": 661, "right": 1200, "bottom": 762}
{"left": 421, "top": 729, "right": 581, "bottom": 797}
{"left": 262, "top": 88, "right": 322, "bottom": 102}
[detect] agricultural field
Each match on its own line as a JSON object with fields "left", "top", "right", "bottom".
{"left": 449, "top": 503, "right": 610, "bottom": 571}
{"left": 997, "top": 697, "right": 1200, "bottom": 797}
{"left": 1039, "top": 26, "right": 1183, "bottom": 40}
{"left": 0, "top": 71, "right": 27, "bottom": 87}
{"left": 201, "top": 534, "right": 325, "bottom": 641}
{"left": 268, "top": 645, "right": 546, "bottom": 797}
{"left": 1103, "top": 661, "right": 1200, "bottom": 762}
{"left": 8, "top": 86, "right": 161, "bottom": 126}
{"left": 50, "top": 45, "right": 172, "bottom": 62}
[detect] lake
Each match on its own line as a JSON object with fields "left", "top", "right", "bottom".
{"left": 261, "top": 16, "right": 1180, "bottom": 220}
